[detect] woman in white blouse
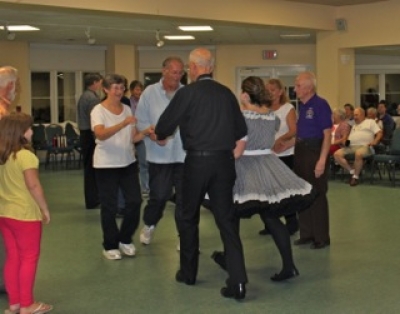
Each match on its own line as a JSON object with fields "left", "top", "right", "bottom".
{"left": 91, "top": 74, "right": 153, "bottom": 260}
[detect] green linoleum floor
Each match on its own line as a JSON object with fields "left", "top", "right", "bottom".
{"left": 1, "top": 168, "right": 400, "bottom": 313}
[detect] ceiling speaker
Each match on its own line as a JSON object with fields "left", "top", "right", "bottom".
{"left": 336, "top": 18, "right": 347, "bottom": 31}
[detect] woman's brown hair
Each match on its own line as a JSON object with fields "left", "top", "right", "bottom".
{"left": 241, "top": 76, "right": 271, "bottom": 107}
{"left": 0, "top": 113, "right": 33, "bottom": 164}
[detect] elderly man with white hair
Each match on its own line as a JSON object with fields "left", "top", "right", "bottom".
{"left": 0, "top": 66, "right": 18, "bottom": 119}
{"left": 334, "top": 107, "right": 382, "bottom": 186}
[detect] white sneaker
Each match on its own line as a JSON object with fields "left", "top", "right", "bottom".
{"left": 140, "top": 225, "right": 155, "bottom": 245}
{"left": 119, "top": 243, "right": 136, "bottom": 256}
{"left": 103, "top": 249, "right": 122, "bottom": 260}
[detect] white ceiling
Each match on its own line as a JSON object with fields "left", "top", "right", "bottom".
{"left": 0, "top": 0, "right": 387, "bottom": 47}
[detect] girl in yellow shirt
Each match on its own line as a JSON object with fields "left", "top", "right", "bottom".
{"left": 0, "top": 113, "right": 52, "bottom": 314}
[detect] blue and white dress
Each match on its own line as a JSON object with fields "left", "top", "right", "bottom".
{"left": 233, "top": 110, "right": 315, "bottom": 218}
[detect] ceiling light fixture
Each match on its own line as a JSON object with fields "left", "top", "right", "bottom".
{"left": 155, "top": 30, "right": 164, "bottom": 48}
{"left": 85, "top": 27, "right": 96, "bottom": 45}
{"left": 279, "top": 33, "right": 311, "bottom": 39}
{"left": 178, "top": 26, "right": 213, "bottom": 31}
{"left": 4, "top": 25, "right": 15, "bottom": 41}
{"left": 0, "top": 25, "right": 39, "bottom": 31}
{"left": 164, "top": 35, "right": 195, "bottom": 40}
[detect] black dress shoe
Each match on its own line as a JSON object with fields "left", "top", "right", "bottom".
{"left": 270, "top": 267, "right": 299, "bottom": 282}
{"left": 221, "top": 282, "right": 246, "bottom": 300}
{"left": 259, "top": 228, "right": 271, "bottom": 235}
{"left": 86, "top": 202, "right": 100, "bottom": 210}
{"left": 310, "top": 240, "right": 330, "bottom": 249}
{"left": 175, "top": 270, "right": 195, "bottom": 285}
{"left": 294, "top": 237, "right": 313, "bottom": 245}
{"left": 211, "top": 251, "right": 227, "bottom": 271}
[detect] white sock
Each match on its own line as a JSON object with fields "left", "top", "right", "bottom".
{"left": 353, "top": 174, "right": 359, "bottom": 179}
{"left": 349, "top": 169, "right": 355, "bottom": 175}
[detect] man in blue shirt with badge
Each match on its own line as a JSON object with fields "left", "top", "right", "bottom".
{"left": 293, "top": 71, "right": 332, "bottom": 249}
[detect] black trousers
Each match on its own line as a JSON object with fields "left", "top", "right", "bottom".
{"left": 142, "top": 162, "right": 184, "bottom": 227}
{"left": 178, "top": 153, "right": 247, "bottom": 284}
{"left": 293, "top": 141, "right": 330, "bottom": 243}
{"left": 80, "top": 130, "right": 99, "bottom": 209}
{"left": 95, "top": 162, "right": 142, "bottom": 250}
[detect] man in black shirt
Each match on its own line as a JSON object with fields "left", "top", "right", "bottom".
{"left": 155, "top": 48, "right": 248, "bottom": 300}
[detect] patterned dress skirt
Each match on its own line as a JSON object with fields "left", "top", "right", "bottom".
{"left": 233, "top": 152, "right": 316, "bottom": 219}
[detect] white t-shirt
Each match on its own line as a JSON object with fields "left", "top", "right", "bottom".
{"left": 91, "top": 103, "right": 136, "bottom": 168}
{"left": 348, "top": 119, "right": 381, "bottom": 146}
{"left": 274, "top": 102, "right": 295, "bottom": 157}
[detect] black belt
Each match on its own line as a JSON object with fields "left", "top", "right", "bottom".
{"left": 296, "top": 137, "right": 323, "bottom": 147}
{"left": 187, "top": 150, "right": 232, "bottom": 157}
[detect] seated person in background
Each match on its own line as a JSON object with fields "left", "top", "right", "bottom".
{"left": 334, "top": 108, "right": 382, "bottom": 187}
{"left": 344, "top": 103, "right": 355, "bottom": 126}
{"left": 377, "top": 100, "right": 396, "bottom": 145}
{"left": 366, "top": 107, "right": 383, "bottom": 129}
{"left": 330, "top": 108, "right": 351, "bottom": 155}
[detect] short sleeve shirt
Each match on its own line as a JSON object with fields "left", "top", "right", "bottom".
{"left": 0, "top": 149, "right": 42, "bottom": 221}
{"left": 348, "top": 119, "right": 381, "bottom": 146}
{"left": 297, "top": 94, "right": 332, "bottom": 139}
{"left": 91, "top": 104, "right": 136, "bottom": 168}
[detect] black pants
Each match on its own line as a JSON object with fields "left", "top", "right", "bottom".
{"left": 96, "top": 162, "right": 142, "bottom": 250}
{"left": 294, "top": 142, "right": 330, "bottom": 243}
{"left": 178, "top": 153, "right": 247, "bottom": 284}
{"left": 80, "top": 130, "right": 99, "bottom": 209}
{"left": 142, "top": 162, "right": 184, "bottom": 227}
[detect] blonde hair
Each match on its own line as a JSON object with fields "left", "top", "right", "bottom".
{"left": 267, "top": 78, "right": 289, "bottom": 105}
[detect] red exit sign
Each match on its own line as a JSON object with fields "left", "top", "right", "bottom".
{"left": 262, "top": 50, "right": 278, "bottom": 60}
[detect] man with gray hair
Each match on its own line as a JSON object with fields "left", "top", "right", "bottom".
{"left": 155, "top": 48, "right": 248, "bottom": 299}
{"left": 0, "top": 66, "right": 18, "bottom": 119}
{"left": 293, "top": 71, "right": 332, "bottom": 249}
{"left": 136, "top": 56, "right": 186, "bottom": 246}
{"left": 0, "top": 65, "right": 19, "bottom": 295}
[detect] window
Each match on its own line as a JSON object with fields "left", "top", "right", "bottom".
{"left": 359, "top": 74, "right": 379, "bottom": 109}
{"left": 57, "top": 72, "right": 76, "bottom": 122}
{"left": 31, "top": 72, "right": 51, "bottom": 123}
{"left": 31, "top": 70, "right": 95, "bottom": 124}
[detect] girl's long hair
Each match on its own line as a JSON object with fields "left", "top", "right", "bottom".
{"left": 0, "top": 113, "right": 33, "bottom": 164}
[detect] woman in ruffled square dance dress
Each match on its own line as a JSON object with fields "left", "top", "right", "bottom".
{"left": 212, "top": 76, "right": 316, "bottom": 281}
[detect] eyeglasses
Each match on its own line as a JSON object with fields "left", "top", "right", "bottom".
{"left": 109, "top": 85, "right": 126, "bottom": 91}
{"left": 167, "top": 69, "right": 185, "bottom": 76}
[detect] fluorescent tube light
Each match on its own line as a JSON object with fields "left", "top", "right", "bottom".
{"left": 164, "top": 35, "right": 195, "bottom": 40}
{"left": 0, "top": 25, "right": 39, "bottom": 31}
{"left": 178, "top": 26, "right": 213, "bottom": 31}
{"left": 280, "top": 34, "right": 310, "bottom": 39}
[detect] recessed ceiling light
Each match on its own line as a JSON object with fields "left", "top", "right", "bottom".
{"left": 280, "top": 34, "right": 311, "bottom": 39}
{"left": 0, "top": 25, "right": 39, "bottom": 31}
{"left": 164, "top": 35, "right": 195, "bottom": 40}
{"left": 178, "top": 26, "right": 213, "bottom": 31}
